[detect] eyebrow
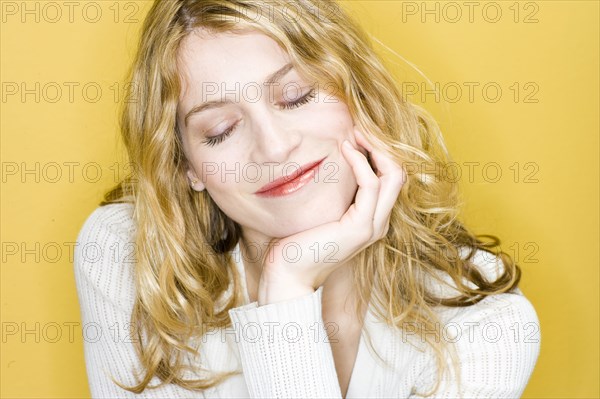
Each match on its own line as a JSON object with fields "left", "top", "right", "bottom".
{"left": 184, "top": 62, "right": 294, "bottom": 127}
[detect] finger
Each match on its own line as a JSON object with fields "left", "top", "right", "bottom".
{"left": 372, "top": 170, "right": 405, "bottom": 234}
{"left": 353, "top": 128, "right": 405, "bottom": 181}
{"left": 353, "top": 127, "right": 374, "bottom": 152}
{"left": 353, "top": 129, "right": 406, "bottom": 230}
{"left": 355, "top": 130, "right": 401, "bottom": 176}
{"left": 341, "top": 140, "right": 379, "bottom": 222}
{"left": 371, "top": 153, "right": 406, "bottom": 230}
{"left": 353, "top": 128, "right": 377, "bottom": 171}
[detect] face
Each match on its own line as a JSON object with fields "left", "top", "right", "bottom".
{"left": 177, "top": 29, "right": 361, "bottom": 244}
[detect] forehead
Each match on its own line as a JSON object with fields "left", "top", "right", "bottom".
{"left": 177, "top": 29, "right": 291, "bottom": 104}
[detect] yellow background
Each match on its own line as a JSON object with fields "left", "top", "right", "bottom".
{"left": 1, "top": 1, "right": 598, "bottom": 397}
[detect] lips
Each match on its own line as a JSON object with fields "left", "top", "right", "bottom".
{"left": 254, "top": 157, "right": 326, "bottom": 197}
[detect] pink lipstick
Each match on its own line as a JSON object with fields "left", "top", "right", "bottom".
{"left": 254, "top": 157, "right": 326, "bottom": 198}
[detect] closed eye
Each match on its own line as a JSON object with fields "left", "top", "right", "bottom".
{"left": 202, "top": 121, "right": 238, "bottom": 147}
{"left": 279, "top": 87, "right": 317, "bottom": 110}
{"left": 202, "top": 87, "right": 317, "bottom": 147}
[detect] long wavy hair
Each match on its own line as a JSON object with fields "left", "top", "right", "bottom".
{"left": 101, "top": 0, "right": 522, "bottom": 396}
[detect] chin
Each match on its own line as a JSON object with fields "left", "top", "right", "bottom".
{"left": 265, "top": 195, "right": 354, "bottom": 239}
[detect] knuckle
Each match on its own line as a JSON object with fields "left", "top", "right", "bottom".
{"left": 382, "top": 222, "right": 390, "bottom": 235}
{"left": 390, "top": 170, "right": 405, "bottom": 181}
{"left": 361, "top": 224, "right": 375, "bottom": 240}
{"left": 381, "top": 226, "right": 390, "bottom": 239}
{"left": 374, "top": 224, "right": 389, "bottom": 240}
{"left": 365, "top": 176, "right": 380, "bottom": 190}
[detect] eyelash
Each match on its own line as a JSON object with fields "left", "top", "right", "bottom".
{"left": 203, "top": 124, "right": 236, "bottom": 147}
{"left": 202, "top": 88, "right": 317, "bottom": 147}
{"left": 280, "top": 87, "right": 317, "bottom": 110}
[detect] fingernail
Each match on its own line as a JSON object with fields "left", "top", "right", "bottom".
{"left": 343, "top": 140, "right": 352, "bottom": 149}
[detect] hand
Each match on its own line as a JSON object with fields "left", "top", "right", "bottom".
{"left": 257, "top": 127, "right": 407, "bottom": 305}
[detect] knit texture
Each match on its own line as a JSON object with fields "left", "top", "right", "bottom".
{"left": 73, "top": 203, "right": 541, "bottom": 398}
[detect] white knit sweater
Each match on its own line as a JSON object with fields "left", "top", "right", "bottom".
{"left": 73, "top": 203, "right": 541, "bottom": 398}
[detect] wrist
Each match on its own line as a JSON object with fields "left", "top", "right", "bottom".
{"left": 258, "top": 279, "right": 315, "bottom": 306}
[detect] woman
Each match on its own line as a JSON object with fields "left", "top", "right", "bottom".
{"left": 74, "top": 0, "right": 541, "bottom": 398}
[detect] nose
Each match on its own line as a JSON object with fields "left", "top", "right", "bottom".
{"left": 248, "top": 105, "right": 302, "bottom": 165}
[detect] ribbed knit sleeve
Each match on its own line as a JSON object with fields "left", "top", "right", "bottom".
{"left": 410, "top": 288, "right": 541, "bottom": 398}
{"left": 73, "top": 204, "right": 211, "bottom": 398}
{"left": 227, "top": 286, "right": 343, "bottom": 398}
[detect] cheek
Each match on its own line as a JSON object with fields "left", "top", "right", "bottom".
{"left": 202, "top": 176, "right": 243, "bottom": 218}
{"left": 200, "top": 158, "right": 252, "bottom": 203}
{"left": 189, "top": 150, "right": 240, "bottom": 185}
{"left": 202, "top": 165, "right": 240, "bottom": 193}
{"left": 302, "top": 100, "right": 354, "bottom": 138}
{"left": 324, "top": 101, "right": 354, "bottom": 129}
